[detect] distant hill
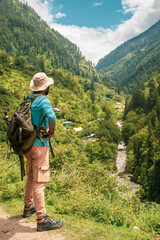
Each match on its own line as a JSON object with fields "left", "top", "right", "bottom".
{"left": 0, "top": 0, "right": 98, "bottom": 79}
{"left": 96, "top": 20, "right": 160, "bottom": 92}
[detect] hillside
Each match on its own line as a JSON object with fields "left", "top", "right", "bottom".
{"left": 0, "top": 51, "right": 122, "bottom": 159}
{"left": 0, "top": 60, "right": 160, "bottom": 239}
{"left": 96, "top": 20, "right": 160, "bottom": 92}
{"left": 0, "top": 0, "right": 98, "bottom": 80}
{"left": 122, "top": 73, "right": 160, "bottom": 203}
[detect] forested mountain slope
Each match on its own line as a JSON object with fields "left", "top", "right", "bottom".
{"left": 0, "top": 0, "right": 97, "bottom": 79}
{"left": 122, "top": 73, "right": 160, "bottom": 202}
{"left": 96, "top": 20, "right": 160, "bottom": 92}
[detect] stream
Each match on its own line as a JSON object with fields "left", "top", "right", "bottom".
{"left": 116, "top": 121, "right": 140, "bottom": 194}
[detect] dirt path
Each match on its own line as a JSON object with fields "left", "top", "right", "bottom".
{"left": 0, "top": 208, "right": 65, "bottom": 240}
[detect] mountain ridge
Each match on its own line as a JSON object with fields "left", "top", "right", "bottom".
{"left": 96, "top": 19, "right": 160, "bottom": 92}
{"left": 0, "top": 0, "right": 98, "bottom": 80}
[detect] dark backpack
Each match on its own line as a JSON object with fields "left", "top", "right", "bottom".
{"left": 6, "top": 94, "right": 45, "bottom": 180}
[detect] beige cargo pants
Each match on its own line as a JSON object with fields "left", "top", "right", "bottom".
{"left": 24, "top": 146, "right": 50, "bottom": 219}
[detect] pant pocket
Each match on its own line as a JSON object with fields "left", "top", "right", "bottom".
{"left": 37, "top": 166, "right": 50, "bottom": 183}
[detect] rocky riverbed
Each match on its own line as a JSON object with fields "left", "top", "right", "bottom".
{"left": 116, "top": 121, "right": 140, "bottom": 194}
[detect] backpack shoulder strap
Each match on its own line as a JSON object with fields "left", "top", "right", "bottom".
{"left": 30, "top": 94, "right": 43, "bottom": 103}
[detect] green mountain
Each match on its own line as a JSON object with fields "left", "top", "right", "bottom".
{"left": 122, "top": 72, "right": 160, "bottom": 202}
{"left": 96, "top": 20, "right": 160, "bottom": 92}
{"left": 96, "top": 19, "right": 160, "bottom": 203}
{"left": 0, "top": 0, "right": 97, "bottom": 79}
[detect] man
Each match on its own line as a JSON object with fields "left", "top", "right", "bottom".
{"left": 23, "top": 72, "right": 63, "bottom": 231}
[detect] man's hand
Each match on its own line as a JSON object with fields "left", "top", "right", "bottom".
{"left": 46, "top": 129, "right": 55, "bottom": 138}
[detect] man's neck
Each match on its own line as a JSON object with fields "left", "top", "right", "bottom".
{"left": 33, "top": 87, "right": 49, "bottom": 95}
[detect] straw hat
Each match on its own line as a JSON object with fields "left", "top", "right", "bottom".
{"left": 30, "top": 72, "right": 54, "bottom": 91}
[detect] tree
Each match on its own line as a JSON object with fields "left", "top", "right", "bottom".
{"left": 147, "top": 78, "right": 158, "bottom": 112}
{"left": 132, "top": 86, "right": 146, "bottom": 110}
{"left": 14, "top": 56, "right": 26, "bottom": 68}
{"left": 0, "top": 51, "right": 10, "bottom": 65}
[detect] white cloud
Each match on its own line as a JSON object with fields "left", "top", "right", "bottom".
{"left": 93, "top": 2, "right": 103, "bottom": 7}
{"left": 21, "top": 0, "right": 160, "bottom": 65}
{"left": 51, "top": 0, "right": 160, "bottom": 64}
{"left": 122, "top": 0, "right": 139, "bottom": 13}
{"left": 51, "top": 23, "right": 114, "bottom": 64}
{"left": 55, "top": 12, "right": 66, "bottom": 19}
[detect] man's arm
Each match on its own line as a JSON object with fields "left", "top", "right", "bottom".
{"left": 41, "top": 97, "right": 56, "bottom": 138}
{"left": 48, "top": 121, "right": 56, "bottom": 138}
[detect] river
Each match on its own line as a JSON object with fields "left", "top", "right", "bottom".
{"left": 116, "top": 121, "right": 140, "bottom": 194}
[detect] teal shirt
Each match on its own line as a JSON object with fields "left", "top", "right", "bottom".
{"left": 29, "top": 94, "right": 56, "bottom": 147}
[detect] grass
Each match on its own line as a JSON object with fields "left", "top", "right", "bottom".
{"left": 1, "top": 198, "right": 160, "bottom": 240}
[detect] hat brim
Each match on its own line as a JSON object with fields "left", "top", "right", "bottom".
{"left": 30, "top": 77, "right": 54, "bottom": 91}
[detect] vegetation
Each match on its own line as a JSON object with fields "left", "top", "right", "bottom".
{"left": 0, "top": 51, "right": 159, "bottom": 240}
{"left": 123, "top": 73, "right": 160, "bottom": 203}
{"left": 0, "top": 0, "right": 99, "bottom": 80}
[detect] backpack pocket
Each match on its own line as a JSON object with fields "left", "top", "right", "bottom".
{"left": 16, "top": 114, "right": 34, "bottom": 139}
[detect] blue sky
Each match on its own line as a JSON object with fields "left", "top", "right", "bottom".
{"left": 52, "top": 0, "right": 132, "bottom": 29}
{"left": 22, "top": 0, "right": 160, "bottom": 64}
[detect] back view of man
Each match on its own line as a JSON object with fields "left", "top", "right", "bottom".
{"left": 23, "top": 72, "right": 63, "bottom": 231}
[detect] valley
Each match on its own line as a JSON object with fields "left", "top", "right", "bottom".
{"left": 0, "top": 0, "right": 160, "bottom": 239}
